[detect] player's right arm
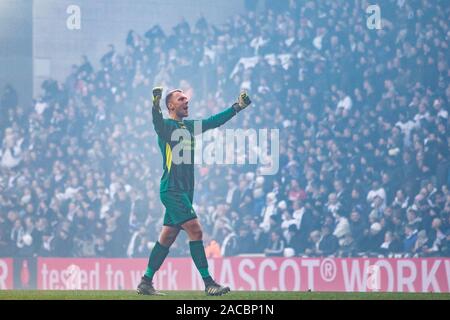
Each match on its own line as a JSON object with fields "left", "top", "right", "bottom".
{"left": 151, "top": 87, "right": 171, "bottom": 142}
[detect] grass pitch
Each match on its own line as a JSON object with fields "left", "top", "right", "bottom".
{"left": 0, "top": 290, "right": 449, "bottom": 300}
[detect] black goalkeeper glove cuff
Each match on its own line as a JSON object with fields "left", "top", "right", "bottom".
{"left": 232, "top": 102, "right": 242, "bottom": 113}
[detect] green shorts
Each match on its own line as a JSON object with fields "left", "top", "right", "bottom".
{"left": 160, "top": 190, "right": 197, "bottom": 228}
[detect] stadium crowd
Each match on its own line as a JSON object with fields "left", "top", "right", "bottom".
{"left": 0, "top": 0, "right": 449, "bottom": 259}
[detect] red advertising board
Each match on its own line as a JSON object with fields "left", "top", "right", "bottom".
{"left": 0, "top": 258, "right": 14, "bottom": 290}
{"left": 37, "top": 257, "right": 450, "bottom": 292}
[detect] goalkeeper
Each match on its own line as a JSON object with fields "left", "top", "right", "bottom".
{"left": 137, "top": 87, "right": 251, "bottom": 296}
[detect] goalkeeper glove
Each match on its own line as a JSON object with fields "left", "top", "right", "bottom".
{"left": 152, "top": 86, "right": 163, "bottom": 110}
{"left": 233, "top": 91, "right": 252, "bottom": 112}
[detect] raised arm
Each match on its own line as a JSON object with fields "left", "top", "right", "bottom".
{"left": 151, "top": 87, "right": 171, "bottom": 142}
{"left": 199, "top": 91, "right": 252, "bottom": 133}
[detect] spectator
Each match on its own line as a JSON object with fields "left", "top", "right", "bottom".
{"left": 249, "top": 218, "right": 268, "bottom": 253}
{"left": 367, "top": 181, "right": 387, "bottom": 210}
{"left": 333, "top": 209, "right": 351, "bottom": 246}
{"left": 339, "top": 234, "right": 357, "bottom": 257}
{"left": 349, "top": 210, "right": 367, "bottom": 252}
{"left": 53, "top": 229, "right": 73, "bottom": 257}
{"left": 318, "top": 225, "right": 339, "bottom": 257}
{"left": 285, "top": 224, "right": 305, "bottom": 256}
{"left": 424, "top": 218, "right": 446, "bottom": 256}
{"left": 264, "top": 230, "right": 285, "bottom": 257}
{"left": 403, "top": 224, "right": 418, "bottom": 255}
{"left": 361, "top": 222, "right": 385, "bottom": 255}
{"left": 0, "top": 0, "right": 449, "bottom": 258}
{"left": 326, "top": 193, "right": 341, "bottom": 217}
{"left": 204, "top": 232, "right": 222, "bottom": 258}
{"left": 413, "top": 230, "right": 431, "bottom": 256}
{"left": 406, "top": 208, "right": 423, "bottom": 231}
{"left": 380, "top": 231, "right": 403, "bottom": 256}
{"left": 127, "top": 226, "right": 148, "bottom": 258}
{"left": 304, "top": 230, "right": 321, "bottom": 257}
{"left": 235, "top": 225, "right": 255, "bottom": 255}
{"left": 259, "top": 192, "right": 277, "bottom": 232}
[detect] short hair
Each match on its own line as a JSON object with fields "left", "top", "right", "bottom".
{"left": 165, "top": 89, "right": 183, "bottom": 109}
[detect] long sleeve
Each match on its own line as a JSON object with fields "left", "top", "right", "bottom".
{"left": 199, "top": 106, "right": 237, "bottom": 133}
{"left": 152, "top": 107, "right": 171, "bottom": 142}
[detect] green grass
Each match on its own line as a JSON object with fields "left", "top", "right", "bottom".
{"left": 0, "top": 290, "right": 449, "bottom": 300}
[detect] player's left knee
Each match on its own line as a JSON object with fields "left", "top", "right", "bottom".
{"left": 189, "top": 227, "right": 203, "bottom": 240}
{"left": 182, "top": 220, "right": 204, "bottom": 240}
{"left": 160, "top": 229, "right": 179, "bottom": 246}
{"left": 195, "top": 229, "right": 203, "bottom": 240}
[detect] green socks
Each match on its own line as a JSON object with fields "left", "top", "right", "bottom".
{"left": 189, "top": 240, "right": 211, "bottom": 279}
{"left": 144, "top": 241, "right": 170, "bottom": 281}
{"left": 144, "top": 240, "right": 212, "bottom": 283}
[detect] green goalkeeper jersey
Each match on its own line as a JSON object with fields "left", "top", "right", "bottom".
{"left": 152, "top": 106, "right": 237, "bottom": 193}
